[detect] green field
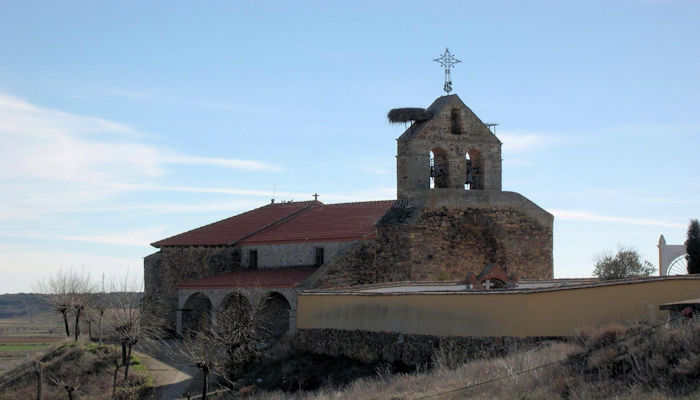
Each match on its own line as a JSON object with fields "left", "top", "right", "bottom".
{"left": 0, "top": 342, "right": 52, "bottom": 352}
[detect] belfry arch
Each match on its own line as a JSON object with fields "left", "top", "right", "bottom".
{"left": 465, "top": 149, "right": 484, "bottom": 190}
{"left": 429, "top": 147, "right": 449, "bottom": 189}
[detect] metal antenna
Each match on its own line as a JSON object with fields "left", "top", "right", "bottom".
{"left": 433, "top": 48, "right": 461, "bottom": 94}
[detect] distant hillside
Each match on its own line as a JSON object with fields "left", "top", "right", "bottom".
{"left": 0, "top": 294, "right": 52, "bottom": 319}
{"left": 0, "top": 293, "right": 144, "bottom": 319}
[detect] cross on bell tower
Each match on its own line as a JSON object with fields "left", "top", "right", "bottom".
{"left": 433, "top": 48, "right": 461, "bottom": 94}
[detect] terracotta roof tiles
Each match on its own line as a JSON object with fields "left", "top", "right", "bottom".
{"left": 152, "top": 200, "right": 394, "bottom": 247}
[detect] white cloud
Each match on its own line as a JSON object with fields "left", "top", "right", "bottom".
{"left": 549, "top": 208, "right": 686, "bottom": 229}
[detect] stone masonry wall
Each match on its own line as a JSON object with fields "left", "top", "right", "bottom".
{"left": 295, "top": 329, "right": 559, "bottom": 366}
{"left": 239, "top": 241, "right": 357, "bottom": 269}
{"left": 308, "top": 241, "right": 385, "bottom": 288}
{"left": 391, "top": 207, "right": 553, "bottom": 281}
{"left": 142, "top": 246, "right": 240, "bottom": 333}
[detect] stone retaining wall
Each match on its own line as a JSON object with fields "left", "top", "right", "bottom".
{"left": 294, "top": 329, "right": 558, "bottom": 365}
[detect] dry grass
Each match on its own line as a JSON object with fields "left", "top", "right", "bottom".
{"left": 0, "top": 342, "right": 153, "bottom": 400}
{"left": 229, "top": 321, "right": 700, "bottom": 400}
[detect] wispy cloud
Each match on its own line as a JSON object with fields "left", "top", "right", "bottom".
{"left": 0, "top": 92, "right": 282, "bottom": 221}
{"left": 549, "top": 208, "right": 686, "bottom": 228}
{"left": 1, "top": 226, "right": 166, "bottom": 247}
{"left": 560, "top": 189, "right": 698, "bottom": 206}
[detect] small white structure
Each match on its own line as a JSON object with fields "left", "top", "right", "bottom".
{"left": 658, "top": 235, "right": 687, "bottom": 276}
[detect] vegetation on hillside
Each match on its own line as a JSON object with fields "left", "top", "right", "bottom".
{"left": 229, "top": 321, "right": 699, "bottom": 400}
{"left": 0, "top": 294, "right": 52, "bottom": 319}
{"left": 0, "top": 342, "right": 152, "bottom": 400}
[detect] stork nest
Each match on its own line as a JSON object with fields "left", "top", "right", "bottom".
{"left": 387, "top": 108, "right": 433, "bottom": 124}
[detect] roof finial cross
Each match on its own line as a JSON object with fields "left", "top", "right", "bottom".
{"left": 433, "top": 48, "right": 461, "bottom": 94}
{"left": 313, "top": 193, "right": 319, "bottom": 201}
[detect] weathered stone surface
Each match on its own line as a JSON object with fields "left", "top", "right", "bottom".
{"left": 294, "top": 328, "right": 560, "bottom": 365}
{"left": 142, "top": 246, "right": 240, "bottom": 332}
{"left": 376, "top": 204, "right": 553, "bottom": 281}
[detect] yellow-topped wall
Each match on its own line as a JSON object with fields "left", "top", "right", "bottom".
{"left": 297, "top": 276, "right": 700, "bottom": 337}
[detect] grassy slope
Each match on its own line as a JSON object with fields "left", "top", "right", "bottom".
{"left": 241, "top": 322, "right": 699, "bottom": 400}
{"left": 0, "top": 342, "right": 153, "bottom": 400}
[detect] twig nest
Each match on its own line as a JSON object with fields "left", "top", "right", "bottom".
{"left": 388, "top": 108, "right": 433, "bottom": 124}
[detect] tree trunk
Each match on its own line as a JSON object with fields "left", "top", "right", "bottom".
{"left": 202, "top": 367, "right": 209, "bottom": 400}
{"left": 87, "top": 320, "right": 92, "bottom": 340}
{"left": 123, "top": 342, "right": 133, "bottom": 380}
{"left": 98, "top": 314, "right": 103, "bottom": 346}
{"left": 35, "top": 362, "right": 43, "bottom": 400}
{"left": 61, "top": 309, "right": 70, "bottom": 337}
{"left": 112, "top": 360, "right": 120, "bottom": 399}
{"left": 73, "top": 306, "right": 83, "bottom": 342}
{"left": 121, "top": 341, "right": 127, "bottom": 365}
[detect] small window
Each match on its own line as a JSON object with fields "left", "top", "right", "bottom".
{"left": 249, "top": 250, "right": 258, "bottom": 269}
{"left": 314, "top": 247, "right": 324, "bottom": 267}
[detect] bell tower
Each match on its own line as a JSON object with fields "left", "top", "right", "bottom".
{"left": 396, "top": 94, "right": 502, "bottom": 199}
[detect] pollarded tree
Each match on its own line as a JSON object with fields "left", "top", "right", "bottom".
{"left": 593, "top": 246, "right": 655, "bottom": 280}
{"left": 686, "top": 219, "right": 700, "bottom": 274}
{"left": 36, "top": 268, "right": 95, "bottom": 341}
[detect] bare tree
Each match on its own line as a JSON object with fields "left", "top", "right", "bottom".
{"left": 36, "top": 268, "right": 95, "bottom": 341}
{"left": 106, "top": 274, "right": 164, "bottom": 382}
{"left": 175, "top": 291, "right": 274, "bottom": 399}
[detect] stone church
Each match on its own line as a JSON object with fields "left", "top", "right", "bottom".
{"left": 142, "top": 94, "right": 553, "bottom": 336}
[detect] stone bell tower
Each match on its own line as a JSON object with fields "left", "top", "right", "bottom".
{"left": 375, "top": 94, "right": 554, "bottom": 282}
{"left": 396, "top": 94, "right": 502, "bottom": 199}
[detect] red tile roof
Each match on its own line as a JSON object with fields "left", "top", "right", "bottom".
{"left": 177, "top": 267, "right": 316, "bottom": 289}
{"left": 152, "top": 201, "right": 316, "bottom": 247}
{"left": 152, "top": 200, "right": 394, "bottom": 247}
{"left": 239, "top": 200, "right": 395, "bottom": 245}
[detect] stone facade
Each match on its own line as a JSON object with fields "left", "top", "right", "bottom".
{"left": 240, "top": 241, "right": 357, "bottom": 269}
{"left": 144, "top": 240, "right": 362, "bottom": 332}
{"left": 143, "top": 246, "right": 240, "bottom": 332}
{"left": 375, "top": 193, "right": 553, "bottom": 281}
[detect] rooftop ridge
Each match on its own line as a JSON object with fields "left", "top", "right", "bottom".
{"left": 323, "top": 200, "right": 395, "bottom": 208}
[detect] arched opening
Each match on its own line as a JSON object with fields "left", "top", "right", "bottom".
{"left": 182, "top": 292, "right": 212, "bottom": 336}
{"left": 667, "top": 255, "right": 688, "bottom": 275}
{"left": 466, "top": 149, "right": 484, "bottom": 190}
{"left": 430, "top": 147, "right": 449, "bottom": 189}
{"left": 258, "top": 292, "right": 291, "bottom": 339}
{"left": 220, "top": 292, "right": 252, "bottom": 321}
{"left": 464, "top": 153, "right": 471, "bottom": 190}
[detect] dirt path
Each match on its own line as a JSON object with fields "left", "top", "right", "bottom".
{"left": 136, "top": 340, "right": 198, "bottom": 400}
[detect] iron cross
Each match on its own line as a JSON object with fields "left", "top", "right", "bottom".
{"left": 433, "top": 48, "right": 461, "bottom": 94}
{"left": 313, "top": 193, "right": 320, "bottom": 201}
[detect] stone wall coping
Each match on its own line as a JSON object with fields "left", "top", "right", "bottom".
{"left": 393, "top": 190, "right": 553, "bottom": 227}
{"left": 300, "top": 275, "right": 700, "bottom": 296}
{"left": 305, "top": 278, "right": 598, "bottom": 292}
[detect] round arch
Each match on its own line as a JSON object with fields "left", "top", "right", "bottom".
{"left": 667, "top": 255, "right": 688, "bottom": 275}
{"left": 182, "top": 292, "right": 213, "bottom": 336}
{"left": 258, "top": 292, "right": 292, "bottom": 339}
{"left": 430, "top": 147, "right": 449, "bottom": 189}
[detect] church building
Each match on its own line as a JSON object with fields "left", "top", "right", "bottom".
{"left": 142, "top": 93, "right": 554, "bottom": 336}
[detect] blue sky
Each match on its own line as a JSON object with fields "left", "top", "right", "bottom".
{"left": 1, "top": 0, "right": 698, "bottom": 293}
